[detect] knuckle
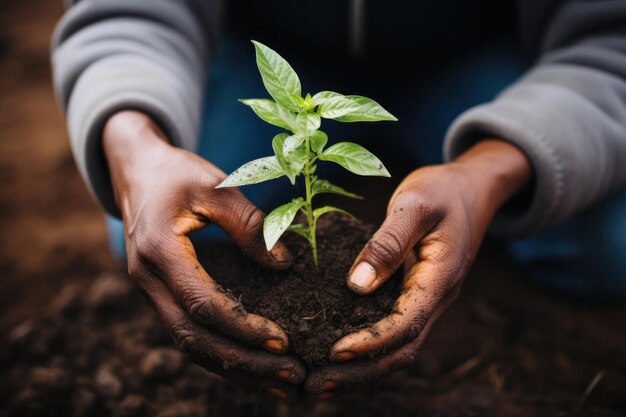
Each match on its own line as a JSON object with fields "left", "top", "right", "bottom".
{"left": 391, "top": 189, "right": 445, "bottom": 228}
{"left": 368, "top": 228, "right": 408, "bottom": 269}
{"left": 185, "top": 293, "right": 217, "bottom": 322}
{"left": 171, "top": 322, "right": 196, "bottom": 354}
{"left": 238, "top": 204, "right": 264, "bottom": 236}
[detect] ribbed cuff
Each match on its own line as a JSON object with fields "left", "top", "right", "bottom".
{"left": 66, "top": 55, "right": 200, "bottom": 217}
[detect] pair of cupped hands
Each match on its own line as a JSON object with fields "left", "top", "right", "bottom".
{"left": 103, "top": 111, "right": 530, "bottom": 401}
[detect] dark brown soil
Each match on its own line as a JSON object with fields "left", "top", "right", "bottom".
{"left": 202, "top": 213, "right": 401, "bottom": 367}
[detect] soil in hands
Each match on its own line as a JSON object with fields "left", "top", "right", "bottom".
{"left": 200, "top": 212, "right": 402, "bottom": 367}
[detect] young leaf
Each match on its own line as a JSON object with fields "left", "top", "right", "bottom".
{"left": 264, "top": 199, "right": 305, "bottom": 250}
{"left": 295, "top": 112, "right": 321, "bottom": 135}
{"left": 334, "top": 95, "right": 398, "bottom": 122}
{"left": 252, "top": 40, "right": 302, "bottom": 112}
{"left": 319, "top": 142, "right": 391, "bottom": 177}
{"left": 239, "top": 99, "right": 296, "bottom": 131}
{"left": 216, "top": 156, "right": 284, "bottom": 188}
{"left": 272, "top": 133, "right": 305, "bottom": 184}
{"left": 283, "top": 134, "right": 306, "bottom": 154}
{"left": 311, "top": 179, "right": 363, "bottom": 199}
{"left": 317, "top": 95, "right": 361, "bottom": 119}
{"left": 310, "top": 130, "right": 328, "bottom": 154}
{"left": 287, "top": 223, "right": 310, "bottom": 239}
{"left": 313, "top": 206, "right": 355, "bottom": 225}
{"left": 312, "top": 91, "right": 342, "bottom": 106}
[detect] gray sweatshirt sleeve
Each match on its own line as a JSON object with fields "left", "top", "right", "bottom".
{"left": 52, "top": 0, "right": 222, "bottom": 216}
{"left": 443, "top": 1, "right": 626, "bottom": 237}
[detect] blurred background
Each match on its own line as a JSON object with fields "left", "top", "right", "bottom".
{"left": 1, "top": 1, "right": 626, "bottom": 417}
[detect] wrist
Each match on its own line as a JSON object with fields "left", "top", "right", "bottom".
{"left": 103, "top": 110, "right": 168, "bottom": 165}
{"left": 451, "top": 139, "right": 532, "bottom": 213}
{"left": 103, "top": 111, "right": 170, "bottom": 204}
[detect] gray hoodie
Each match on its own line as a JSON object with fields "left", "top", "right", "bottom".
{"left": 52, "top": 0, "right": 626, "bottom": 238}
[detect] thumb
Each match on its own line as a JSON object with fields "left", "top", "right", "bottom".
{"left": 347, "top": 205, "right": 437, "bottom": 295}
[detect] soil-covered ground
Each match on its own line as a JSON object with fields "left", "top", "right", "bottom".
{"left": 1, "top": 1, "right": 626, "bottom": 416}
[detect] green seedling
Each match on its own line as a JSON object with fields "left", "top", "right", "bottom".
{"left": 217, "top": 41, "right": 397, "bottom": 266}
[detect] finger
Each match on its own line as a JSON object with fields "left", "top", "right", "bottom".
{"left": 198, "top": 186, "right": 293, "bottom": 270}
{"left": 346, "top": 191, "right": 444, "bottom": 295}
{"left": 141, "top": 275, "right": 306, "bottom": 386}
{"left": 331, "top": 235, "right": 465, "bottom": 361}
{"left": 134, "top": 236, "right": 291, "bottom": 354}
{"left": 306, "top": 317, "right": 435, "bottom": 398}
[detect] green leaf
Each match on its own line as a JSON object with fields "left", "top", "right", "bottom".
{"left": 313, "top": 206, "right": 355, "bottom": 226}
{"left": 295, "top": 112, "right": 321, "bottom": 135}
{"left": 272, "top": 134, "right": 305, "bottom": 184}
{"left": 313, "top": 91, "right": 342, "bottom": 106}
{"left": 335, "top": 95, "right": 397, "bottom": 122}
{"left": 252, "top": 40, "right": 302, "bottom": 112}
{"left": 310, "top": 130, "right": 328, "bottom": 154}
{"left": 318, "top": 95, "right": 361, "bottom": 119}
{"left": 216, "top": 156, "right": 284, "bottom": 188}
{"left": 264, "top": 199, "right": 304, "bottom": 250}
{"left": 287, "top": 223, "right": 310, "bottom": 239}
{"left": 311, "top": 179, "right": 363, "bottom": 199}
{"left": 319, "top": 142, "right": 391, "bottom": 177}
{"left": 283, "top": 134, "right": 306, "bottom": 154}
{"left": 239, "top": 99, "right": 296, "bottom": 131}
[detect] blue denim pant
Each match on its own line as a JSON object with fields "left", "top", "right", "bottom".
{"left": 107, "top": 38, "right": 626, "bottom": 300}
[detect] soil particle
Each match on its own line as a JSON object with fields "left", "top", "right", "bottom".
{"left": 48, "top": 283, "right": 82, "bottom": 317}
{"left": 154, "top": 402, "right": 207, "bottom": 417}
{"left": 71, "top": 387, "right": 98, "bottom": 417}
{"left": 140, "top": 348, "right": 185, "bottom": 380}
{"left": 95, "top": 365, "right": 124, "bottom": 399}
{"left": 85, "top": 273, "right": 134, "bottom": 312}
{"left": 202, "top": 213, "right": 402, "bottom": 367}
{"left": 114, "top": 394, "right": 146, "bottom": 417}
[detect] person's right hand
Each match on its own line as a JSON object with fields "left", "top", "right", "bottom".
{"left": 103, "top": 111, "right": 305, "bottom": 400}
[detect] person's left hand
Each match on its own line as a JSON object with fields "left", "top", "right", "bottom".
{"left": 305, "top": 139, "right": 532, "bottom": 399}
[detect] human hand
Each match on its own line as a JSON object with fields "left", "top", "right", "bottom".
{"left": 306, "top": 139, "right": 531, "bottom": 398}
{"left": 103, "top": 111, "right": 305, "bottom": 400}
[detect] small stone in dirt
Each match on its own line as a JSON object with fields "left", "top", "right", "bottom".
{"left": 30, "top": 366, "right": 72, "bottom": 391}
{"left": 12, "top": 367, "right": 72, "bottom": 417}
{"left": 49, "top": 283, "right": 82, "bottom": 316}
{"left": 8, "top": 320, "right": 37, "bottom": 347}
{"left": 95, "top": 366, "right": 123, "bottom": 398}
{"left": 114, "top": 394, "right": 146, "bottom": 417}
{"left": 154, "top": 402, "right": 207, "bottom": 417}
{"left": 71, "top": 387, "right": 97, "bottom": 417}
{"left": 140, "top": 348, "right": 185, "bottom": 379}
{"left": 85, "top": 273, "right": 134, "bottom": 311}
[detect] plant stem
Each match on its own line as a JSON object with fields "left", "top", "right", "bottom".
{"left": 303, "top": 135, "right": 318, "bottom": 267}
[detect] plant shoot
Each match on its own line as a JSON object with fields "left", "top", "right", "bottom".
{"left": 217, "top": 41, "right": 397, "bottom": 266}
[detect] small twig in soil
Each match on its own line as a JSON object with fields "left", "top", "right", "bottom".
{"left": 448, "top": 342, "right": 492, "bottom": 378}
{"left": 314, "top": 294, "right": 327, "bottom": 321}
{"left": 577, "top": 370, "right": 605, "bottom": 408}
{"left": 488, "top": 363, "right": 505, "bottom": 392}
{"left": 302, "top": 309, "right": 324, "bottom": 321}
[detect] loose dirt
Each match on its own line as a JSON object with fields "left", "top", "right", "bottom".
{"left": 204, "top": 213, "right": 401, "bottom": 367}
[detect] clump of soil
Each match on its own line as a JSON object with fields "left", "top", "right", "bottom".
{"left": 201, "top": 212, "right": 401, "bottom": 367}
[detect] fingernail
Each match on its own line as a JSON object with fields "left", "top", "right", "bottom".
{"left": 270, "top": 246, "right": 291, "bottom": 265}
{"left": 264, "top": 339, "right": 284, "bottom": 353}
{"left": 349, "top": 262, "right": 376, "bottom": 290}
{"left": 277, "top": 369, "right": 298, "bottom": 384}
{"left": 318, "top": 392, "right": 335, "bottom": 401}
{"left": 332, "top": 351, "right": 356, "bottom": 362}
{"left": 267, "top": 387, "right": 288, "bottom": 400}
{"left": 321, "top": 380, "right": 337, "bottom": 391}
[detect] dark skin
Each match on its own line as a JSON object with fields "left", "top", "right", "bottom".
{"left": 103, "top": 110, "right": 532, "bottom": 400}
